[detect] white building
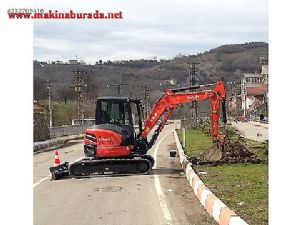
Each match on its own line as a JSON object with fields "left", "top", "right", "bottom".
{"left": 241, "top": 56, "right": 268, "bottom": 119}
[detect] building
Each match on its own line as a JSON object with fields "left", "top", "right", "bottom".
{"left": 69, "top": 59, "right": 79, "bottom": 64}
{"left": 227, "top": 95, "right": 242, "bottom": 117}
{"left": 260, "top": 56, "right": 269, "bottom": 83}
{"left": 34, "top": 101, "right": 48, "bottom": 114}
{"left": 240, "top": 57, "right": 268, "bottom": 120}
{"left": 55, "top": 60, "right": 64, "bottom": 64}
{"left": 241, "top": 73, "right": 264, "bottom": 113}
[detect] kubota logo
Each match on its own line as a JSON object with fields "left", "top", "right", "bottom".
{"left": 98, "top": 137, "right": 111, "bottom": 142}
{"left": 150, "top": 112, "right": 158, "bottom": 122}
{"left": 187, "top": 95, "right": 200, "bottom": 100}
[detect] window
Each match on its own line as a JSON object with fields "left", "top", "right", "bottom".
{"left": 96, "top": 100, "right": 125, "bottom": 125}
{"left": 130, "top": 102, "right": 139, "bottom": 125}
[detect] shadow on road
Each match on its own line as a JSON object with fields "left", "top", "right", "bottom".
{"left": 50, "top": 167, "right": 182, "bottom": 181}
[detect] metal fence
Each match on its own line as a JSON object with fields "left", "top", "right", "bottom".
{"left": 49, "top": 120, "right": 182, "bottom": 138}
{"left": 50, "top": 125, "right": 92, "bottom": 138}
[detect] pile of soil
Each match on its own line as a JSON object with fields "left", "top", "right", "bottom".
{"left": 189, "top": 140, "right": 264, "bottom": 166}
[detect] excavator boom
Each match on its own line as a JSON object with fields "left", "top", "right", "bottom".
{"left": 139, "top": 81, "right": 226, "bottom": 151}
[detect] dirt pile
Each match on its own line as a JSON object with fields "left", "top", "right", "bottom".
{"left": 189, "top": 140, "right": 264, "bottom": 166}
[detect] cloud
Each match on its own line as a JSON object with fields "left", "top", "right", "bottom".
{"left": 33, "top": 0, "right": 268, "bottom": 63}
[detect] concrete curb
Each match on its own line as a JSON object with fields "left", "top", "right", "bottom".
{"left": 33, "top": 134, "right": 84, "bottom": 152}
{"left": 173, "top": 130, "right": 249, "bottom": 225}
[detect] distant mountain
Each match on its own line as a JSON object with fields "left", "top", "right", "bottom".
{"left": 34, "top": 42, "right": 268, "bottom": 103}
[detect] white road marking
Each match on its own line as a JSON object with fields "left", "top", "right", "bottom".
{"left": 33, "top": 156, "right": 85, "bottom": 188}
{"left": 33, "top": 175, "right": 51, "bottom": 188}
{"left": 153, "top": 131, "right": 173, "bottom": 225}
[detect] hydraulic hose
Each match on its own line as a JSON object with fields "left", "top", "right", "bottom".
{"left": 222, "top": 99, "right": 227, "bottom": 124}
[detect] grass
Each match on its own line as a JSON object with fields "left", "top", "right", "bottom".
{"left": 176, "top": 125, "right": 268, "bottom": 224}
{"left": 197, "top": 164, "right": 268, "bottom": 225}
{"left": 177, "top": 128, "right": 212, "bottom": 157}
{"left": 38, "top": 100, "right": 95, "bottom": 126}
{"left": 245, "top": 139, "right": 268, "bottom": 161}
{"left": 177, "top": 125, "right": 268, "bottom": 160}
{"left": 52, "top": 101, "right": 77, "bottom": 126}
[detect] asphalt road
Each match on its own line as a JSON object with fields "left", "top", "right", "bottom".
{"left": 231, "top": 121, "right": 268, "bottom": 142}
{"left": 34, "top": 124, "right": 216, "bottom": 225}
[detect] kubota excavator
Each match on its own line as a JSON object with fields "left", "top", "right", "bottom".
{"left": 50, "top": 81, "right": 226, "bottom": 179}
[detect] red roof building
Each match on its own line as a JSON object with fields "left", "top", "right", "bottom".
{"left": 246, "top": 85, "right": 266, "bottom": 96}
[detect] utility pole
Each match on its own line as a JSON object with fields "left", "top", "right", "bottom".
{"left": 106, "top": 83, "right": 129, "bottom": 96}
{"left": 72, "top": 69, "right": 87, "bottom": 124}
{"left": 187, "top": 62, "right": 200, "bottom": 126}
{"left": 241, "top": 76, "right": 247, "bottom": 118}
{"left": 260, "top": 56, "right": 268, "bottom": 118}
{"left": 46, "top": 80, "right": 53, "bottom": 128}
{"left": 142, "top": 85, "right": 151, "bottom": 118}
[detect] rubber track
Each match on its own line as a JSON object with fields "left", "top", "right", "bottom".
{"left": 69, "top": 156, "right": 153, "bottom": 178}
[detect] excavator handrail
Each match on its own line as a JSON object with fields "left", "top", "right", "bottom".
{"left": 170, "top": 82, "right": 217, "bottom": 93}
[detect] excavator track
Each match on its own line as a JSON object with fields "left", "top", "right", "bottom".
{"left": 69, "top": 155, "right": 154, "bottom": 178}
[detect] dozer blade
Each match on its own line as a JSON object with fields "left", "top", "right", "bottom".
{"left": 49, "top": 162, "right": 69, "bottom": 180}
{"left": 69, "top": 155, "right": 154, "bottom": 178}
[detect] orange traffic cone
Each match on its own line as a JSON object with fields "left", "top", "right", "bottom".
{"left": 54, "top": 150, "right": 61, "bottom": 166}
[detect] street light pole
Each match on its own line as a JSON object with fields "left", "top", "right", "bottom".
{"left": 47, "top": 80, "right": 53, "bottom": 128}
{"left": 106, "top": 83, "right": 129, "bottom": 96}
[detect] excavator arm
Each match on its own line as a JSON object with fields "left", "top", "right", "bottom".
{"left": 138, "top": 81, "right": 226, "bottom": 151}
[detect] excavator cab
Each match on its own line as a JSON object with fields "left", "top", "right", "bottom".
{"left": 95, "top": 97, "right": 143, "bottom": 129}
{"left": 96, "top": 96, "right": 144, "bottom": 133}
{"left": 82, "top": 97, "right": 145, "bottom": 156}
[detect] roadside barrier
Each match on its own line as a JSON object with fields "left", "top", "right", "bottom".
{"left": 173, "top": 130, "right": 248, "bottom": 225}
{"left": 33, "top": 134, "right": 84, "bottom": 152}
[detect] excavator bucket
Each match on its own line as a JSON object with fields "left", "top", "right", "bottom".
{"left": 202, "top": 142, "right": 224, "bottom": 161}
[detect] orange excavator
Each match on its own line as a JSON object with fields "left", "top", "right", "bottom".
{"left": 50, "top": 80, "right": 226, "bottom": 179}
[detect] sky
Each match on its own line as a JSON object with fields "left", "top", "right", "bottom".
{"left": 33, "top": 0, "right": 268, "bottom": 63}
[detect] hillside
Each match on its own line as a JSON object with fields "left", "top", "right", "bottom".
{"left": 34, "top": 42, "right": 268, "bottom": 100}
{"left": 34, "top": 42, "right": 268, "bottom": 122}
